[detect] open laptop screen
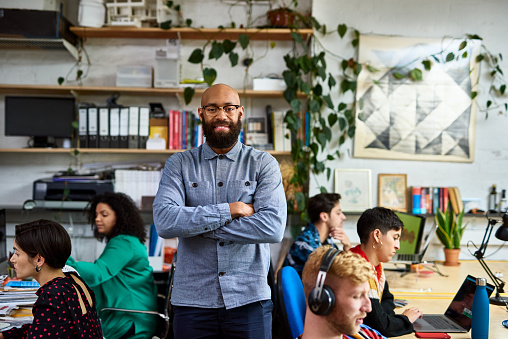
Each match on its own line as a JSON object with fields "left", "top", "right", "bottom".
{"left": 444, "top": 274, "right": 495, "bottom": 330}
{"left": 394, "top": 212, "right": 425, "bottom": 255}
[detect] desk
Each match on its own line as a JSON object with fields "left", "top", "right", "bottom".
{"left": 385, "top": 260, "right": 508, "bottom": 339}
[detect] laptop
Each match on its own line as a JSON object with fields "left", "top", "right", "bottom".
{"left": 392, "top": 212, "right": 431, "bottom": 264}
{"left": 413, "top": 275, "right": 495, "bottom": 332}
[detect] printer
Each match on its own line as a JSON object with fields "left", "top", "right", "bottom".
{"left": 31, "top": 177, "right": 114, "bottom": 209}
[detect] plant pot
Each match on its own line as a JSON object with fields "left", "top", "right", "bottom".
{"left": 443, "top": 248, "right": 461, "bottom": 266}
{"left": 267, "top": 8, "right": 295, "bottom": 28}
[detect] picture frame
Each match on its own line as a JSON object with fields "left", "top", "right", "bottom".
{"left": 378, "top": 174, "right": 408, "bottom": 212}
{"left": 334, "top": 169, "right": 372, "bottom": 212}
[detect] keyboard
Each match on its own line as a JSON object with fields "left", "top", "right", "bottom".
{"left": 424, "top": 315, "right": 461, "bottom": 330}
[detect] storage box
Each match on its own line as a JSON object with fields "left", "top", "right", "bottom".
{"left": 116, "top": 65, "right": 153, "bottom": 88}
{"left": 253, "top": 78, "right": 286, "bottom": 91}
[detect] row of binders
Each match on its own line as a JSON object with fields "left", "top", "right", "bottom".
{"left": 411, "top": 186, "right": 463, "bottom": 215}
{"left": 78, "top": 106, "right": 151, "bottom": 149}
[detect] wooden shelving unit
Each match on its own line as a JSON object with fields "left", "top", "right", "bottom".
{"left": 70, "top": 27, "right": 313, "bottom": 41}
{"left": 0, "top": 84, "right": 302, "bottom": 98}
{"left": 0, "top": 148, "right": 291, "bottom": 156}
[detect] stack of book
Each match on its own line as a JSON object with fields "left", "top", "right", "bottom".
{"left": 411, "top": 186, "right": 463, "bottom": 214}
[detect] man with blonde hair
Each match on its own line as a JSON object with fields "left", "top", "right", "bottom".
{"left": 301, "top": 246, "right": 387, "bottom": 339}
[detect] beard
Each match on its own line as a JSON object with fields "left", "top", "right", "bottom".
{"left": 328, "top": 309, "right": 365, "bottom": 336}
{"left": 202, "top": 117, "right": 243, "bottom": 149}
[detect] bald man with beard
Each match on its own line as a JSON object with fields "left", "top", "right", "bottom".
{"left": 153, "top": 84, "right": 287, "bottom": 338}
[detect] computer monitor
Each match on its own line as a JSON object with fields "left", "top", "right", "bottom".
{"left": 394, "top": 211, "right": 425, "bottom": 255}
{"left": 5, "top": 96, "right": 76, "bottom": 148}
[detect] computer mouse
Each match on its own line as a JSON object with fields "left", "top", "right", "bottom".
{"left": 502, "top": 319, "right": 508, "bottom": 328}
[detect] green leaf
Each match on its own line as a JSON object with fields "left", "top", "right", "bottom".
{"left": 291, "top": 32, "right": 303, "bottom": 45}
{"left": 229, "top": 52, "right": 239, "bottom": 67}
{"left": 243, "top": 58, "right": 253, "bottom": 67}
{"left": 327, "top": 74, "right": 336, "bottom": 89}
{"left": 290, "top": 99, "right": 302, "bottom": 113}
{"left": 446, "top": 52, "right": 455, "bottom": 62}
{"left": 309, "top": 99, "right": 321, "bottom": 113}
{"left": 283, "top": 70, "right": 297, "bottom": 87}
{"left": 459, "top": 40, "right": 467, "bottom": 51}
{"left": 471, "top": 91, "right": 478, "bottom": 100}
{"left": 323, "top": 94, "right": 333, "bottom": 109}
{"left": 328, "top": 113, "right": 338, "bottom": 127}
{"left": 422, "top": 59, "right": 432, "bottom": 71}
{"left": 270, "top": 41, "right": 276, "bottom": 49}
{"left": 222, "top": 39, "right": 236, "bottom": 54}
{"left": 351, "top": 38, "right": 359, "bottom": 47}
{"left": 238, "top": 34, "right": 250, "bottom": 49}
{"left": 409, "top": 68, "right": 423, "bottom": 81}
{"left": 209, "top": 41, "right": 224, "bottom": 60}
{"left": 203, "top": 68, "right": 217, "bottom": 86}
{"left": 393, "top": 72, "right": 405, "bottom": 79}
{"left": 347, "top": 125, "right": 355, "bottom": 138}
{"left": 338, "top": 102, "right": 347, "bottom": 111}
{"left": 183, "top": 87, "right": 195, "bottom": 105}
{"left": 185, "top": 19, "right": 192, "bottom": 27}
{"left": 501, "top": 84, "right": 506, "bottom": 95}
{"left": 160, "top": 20, "right": 172, "bottom": 30}
{"left": 337, "top": 24, "right": 347, "bottom": 38}
{"left": 487, "top": 100, "right": 492, "bottom": 108}
{"left": 313, "top": 84, "right": 323, "bottom": 96}
{"left": 338, "top": 117, "right": 346, "bottom": 130}
{"left": 188, "top": 48, "right": 204, "bottom": 64}
{"left": 71, "top": 121, "right": 78, "bottom": 129}
{"left": 476, "top": 54, "right": 485, "bottom": 63}
{"left": 57, "top": 77, "right": 64, "bottom": 85}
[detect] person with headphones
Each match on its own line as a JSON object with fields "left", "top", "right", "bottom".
{"left": 350, "top": 207, "right": 422, "bottom": 337}
{"left": 301, "top": 246, "right": 387, "bottom": 338}
{"left": 284, "top": 193, "right": 351, "bottom": 277}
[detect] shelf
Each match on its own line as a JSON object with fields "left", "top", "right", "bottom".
{"left": 70, "top": 27, "right": 313, "bottom": 41}
{"left": 0, "top": 84, "right": 302, "bottom": 98}
{"left": 0, "top": 148, "right": 291, "bottom": 156}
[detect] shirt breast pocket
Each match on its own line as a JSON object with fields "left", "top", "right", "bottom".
{"left": 185, "top": 180, "right": 212, "bottom": 206}
{"left": 228, "top": 180, "right": 257, "bottom": 204}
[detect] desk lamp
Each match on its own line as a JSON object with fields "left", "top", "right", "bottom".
{"left": 473, "top": 212, "right": 508, "bottom": 305}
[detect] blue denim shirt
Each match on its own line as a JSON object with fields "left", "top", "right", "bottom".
{"left": 283, "top": 222, "right": 339, "bottom": 276}
{"left": 153, "top": 141, "right": 287, "bottom": 309}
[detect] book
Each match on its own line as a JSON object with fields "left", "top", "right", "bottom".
{"left": 412, "top": 187, "right": 421, "bottom": 214}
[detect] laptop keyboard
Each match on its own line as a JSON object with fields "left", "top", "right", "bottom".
{"left": 425, "top": 316, "right": 461, "bottom": 329}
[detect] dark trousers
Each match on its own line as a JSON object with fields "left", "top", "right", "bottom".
{"left": 173, "top": 300, "right": 273, "bottom": 339}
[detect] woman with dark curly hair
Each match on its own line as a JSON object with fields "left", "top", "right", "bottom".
{"left": 66, "top": 192, "right": 158, "bottom": 339}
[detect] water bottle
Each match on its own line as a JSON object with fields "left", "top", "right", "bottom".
{"left": 471, "top": 277, "right": 489, "bottom": 339}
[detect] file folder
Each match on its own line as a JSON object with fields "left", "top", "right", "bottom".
{"left": 87, "top": 107, "right": 99, "bottom": 148}
{"left": 110, "top": 107, "right": 120, "bottom": 148}
{"left": 139, "top": 107, "right": 150, "bottom": 149}
{"left": 119, "top": 107, "right": 129, "bottom": 148}
{"left": 98, "top": 107, "right": 110, "bottom": 148}
{"left": 128, "top": 106, "right": 140, "bottom": 149}
{"left": 78, "top": 106, "right": 88, "bottom": 148}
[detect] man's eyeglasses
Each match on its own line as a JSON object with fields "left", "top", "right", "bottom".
{"left": 201, "top": 105, "right": 240, "bottom": 116}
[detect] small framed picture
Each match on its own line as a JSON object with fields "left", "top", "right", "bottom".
{"left": 334, "top": 169, "right": 372, "bottom": 212}
{"left": 378, "top": 174, "right": 408, "bottom": 212}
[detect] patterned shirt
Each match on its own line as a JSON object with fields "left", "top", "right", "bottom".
{"left": 345, "top": 324, "right": 387, "bottom": 339}
{"left": 153, "top": 141, "right": 287, "bottom": 309}
{"left": 2, "top": 272, "right": 102, "bottom": 338}
{"left": 283, "top": 222, "right": 339, "bottom": 276}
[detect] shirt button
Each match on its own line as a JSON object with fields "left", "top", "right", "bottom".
{"left": 192, "top": 182, "right": 198, "bottom": 188}
{"left": 219, "top": 242, "right": 224, "bottom": 246}
{"left": 219, "top": 272, "right": 226, "bottom": 276}
{"left": 218, "top": 182, "right": 223, "bottom": 187}
{"left": 219, "top": 155, "right": 224, "bottom": 160}
{"left": 245, "top": 181, "right": 250, "bottom": 186}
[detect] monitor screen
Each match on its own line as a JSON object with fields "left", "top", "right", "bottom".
{"left": 395, "top": 211, "right": 425, "bottom": 255}
{"left": 5, "top": 96, "right": 76, "bottom": 147}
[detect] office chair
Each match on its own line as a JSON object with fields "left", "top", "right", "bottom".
{"left": 277, "top": 266, "right": 306, "bottom": 339}
{"left": 100, "top": 258, "right": 176, "bottom": 339}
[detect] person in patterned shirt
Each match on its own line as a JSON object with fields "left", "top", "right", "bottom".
{"left": 284, "top": 193, "right": 350, "bottom": 276}
{"left": 300, "top": 246, "right": 387, "bottom": 339}
{"left": 1, "top": 219, "right": 102, "bottom": 339}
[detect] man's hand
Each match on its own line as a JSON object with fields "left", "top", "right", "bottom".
{"left": 402, "top": 307, "right": 423, "bottom": 323}
{"left": 329, "top": 227, "right": 351, "bottom": 250}
{"left": 229, "top": 202, "right": 255, "bottom": 219}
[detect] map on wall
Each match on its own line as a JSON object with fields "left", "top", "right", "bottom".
{"left": 353, "top": 34, "right": 481, "bottom": 162}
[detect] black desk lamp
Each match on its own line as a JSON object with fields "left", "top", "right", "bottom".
{"left": 473, "top": 212, "right": 508, "bottom": 305}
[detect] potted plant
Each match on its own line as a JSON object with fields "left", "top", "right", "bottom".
{"left": 435, "top": 205, "right": 466, "bottom": 266}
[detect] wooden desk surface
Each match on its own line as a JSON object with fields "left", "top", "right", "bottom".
{"left": 385, "top": 260, "right": 508, "bottom": 339}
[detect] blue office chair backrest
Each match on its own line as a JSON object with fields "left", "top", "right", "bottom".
{"left": 277, "top": 266, "right": 306, "bottom": 339}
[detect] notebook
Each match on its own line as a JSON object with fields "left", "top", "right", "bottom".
{"left": 413, "top": 275, "right": 495, "bottom": 332}
{"left": 392, "top": 212, "right": 430, "bottom": 264}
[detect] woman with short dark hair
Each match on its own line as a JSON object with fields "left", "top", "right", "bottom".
{"left": 0, "top": 219, "right": 102, "bottom": 338}
{"left": 66, "top": 192, "right": 158, "bottom": 339}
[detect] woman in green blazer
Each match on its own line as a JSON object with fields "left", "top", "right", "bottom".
{"left": 66, "top": 192, "right": 158, "bottom": 339}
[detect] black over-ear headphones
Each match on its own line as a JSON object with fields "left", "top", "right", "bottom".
{"left": 308, "top": 248, "right": 340, "bottom": 316}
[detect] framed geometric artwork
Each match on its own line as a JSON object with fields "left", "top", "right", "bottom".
{"left": 354, "top": 34, "right": 481, "bottom": 162}
{"left": 378, "top": 173, "right": 408, "bottom": 212}
{"left": 334, "top": 169, "right": 372, "bottom": 212}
